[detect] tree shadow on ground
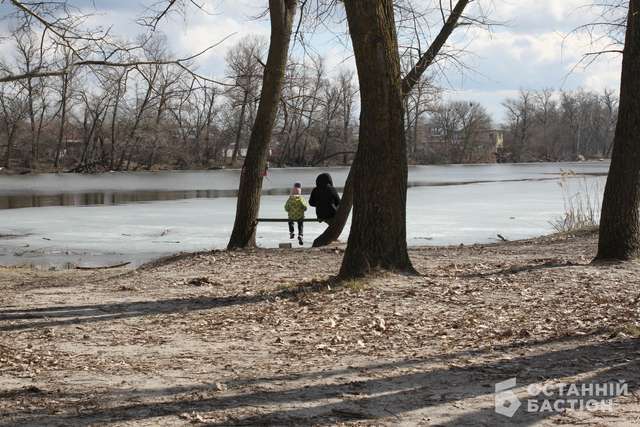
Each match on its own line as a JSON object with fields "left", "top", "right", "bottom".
{"left": 2, "top": 336, "right": 637, "bottom": 426}
{"left": 0, "top": 294, "right": 264, "bottom": 331}
{"left": 0, "top": 277, "right": 341, "bottom": 332}
{"left": 460, "top": 260, "right": 586, "bottom": 278}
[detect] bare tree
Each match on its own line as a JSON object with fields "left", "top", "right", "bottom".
{"left": 76, "top": 88, "right": 110, "bottom": 171}
{"left": 193, "top": 83, "right": 220, "bottom": 166}
{"left": 12, "top": 23, "right": 50, "bottom": 167}
{"left": 602, "top": 88, "right": 619, "bottom": 155}
{"left": 0, "top": 83, "right": 28, "bottom": 168}
{"left": 104, "top": 67, "right": 130, "bottom": 170}
{"left": 277, "top": 56, "right": 325, "bottom": 166}
{"left": 503, "top": 89, "right": 534, "bottom": 162}
{"left": 597, "top": 0, "right": 640, "bottom": 261}
{"left": 146, "top": 65, "right": 185, "bottom": 168}
{"left": 225, "top": 37, "right": 266, "bottom": 165}
{"left": 532, "top": 88, "right": 558, "bottom": 160}
{"left": 402, "top": 55, "right": 440, "bottom": 160}
{"left": 453, "top": 101, "right": 493, "bottom": 163}
{"left": 427, "top": 100, "right": 493, "bottom": 163}
{"left": 227, "top": 0, "right": 298, "bottom": 249}
{"left": 53, "top": 44, "right": 80, "bottom": 169}
{"left": 337, "top": 69, "right": 357, "bottom": 164}
{"left": 339, "top": 1, "right": 414, "bottom": 277}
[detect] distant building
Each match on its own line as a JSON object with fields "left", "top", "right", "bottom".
{"left": 420, "top": 126, "right": 504, "bottom": 164}
{"left": 225, "top": 148, "right": 248, "bottom": 159}
{"left": 224, "top": 148, "right": 273, "bottom": 160}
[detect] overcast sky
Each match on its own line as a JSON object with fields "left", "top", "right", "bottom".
{"left": 2, "top": 0, "right": 625, "bottom": 123}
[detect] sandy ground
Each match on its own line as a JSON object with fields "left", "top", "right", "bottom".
{"left": 1, "top": 230, "right": 640, "bottom": 426}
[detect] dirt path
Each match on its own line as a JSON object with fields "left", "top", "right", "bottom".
{"left": 1, "top": 231, "right": 640, "bottom": 426}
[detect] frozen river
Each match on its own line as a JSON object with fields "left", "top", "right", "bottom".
{"left": 0, "top": 162, "right": 609, "bottom": 268}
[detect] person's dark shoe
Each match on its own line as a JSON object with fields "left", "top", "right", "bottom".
{"left": 298, "top": 236, "right": 304, "bottom": 246}
{"left": 290, "top": 232, "right": 295, "bottom": 239}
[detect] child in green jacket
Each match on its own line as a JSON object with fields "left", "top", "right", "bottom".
{"left": 285, "top": 182, "right": 308, "bottom": 245}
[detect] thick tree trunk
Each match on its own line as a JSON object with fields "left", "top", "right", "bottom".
{"left": 227, "top": 0, "right": 297, "bottom": 249}
{"left": 339, "top": 0, "right": 413, "bottom": 277}
{"left": 596, "top": 0, "right": 640, "bottom": 260}
{"left": 314, "top": 0, "right": 469, "bottom": 250}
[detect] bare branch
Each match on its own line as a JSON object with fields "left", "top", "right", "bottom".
{"left": 401, "top": 0, "right": 471, "bottom": 97}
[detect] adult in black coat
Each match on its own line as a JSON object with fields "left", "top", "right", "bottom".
{"left": 309, "top": 173, "right": 341, "bottom": 224}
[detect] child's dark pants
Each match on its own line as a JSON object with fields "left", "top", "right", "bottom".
{"left": 288, "top": 221, "right": 304, "bottom": 236}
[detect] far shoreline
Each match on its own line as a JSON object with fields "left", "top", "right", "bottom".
{"left": 0, "top": 159, "right": 611, "bottom": 177}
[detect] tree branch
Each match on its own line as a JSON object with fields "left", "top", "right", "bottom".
{"left": 401, "top": 0, "right": 470, "bottom": 97}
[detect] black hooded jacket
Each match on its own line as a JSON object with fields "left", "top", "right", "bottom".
{"left": 309, "top": 173, "right": 341, "bottom": 220}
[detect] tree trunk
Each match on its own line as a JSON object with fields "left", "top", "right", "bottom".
{"left": 313, "top": 0, "right": 470, "bottom": 249}
{"left": 109, "top": 75, "right": 124, "bottom": 170}
{"left": 147, "top": 89, "right": 167, "bottom": 169}
{"left": 26, "top": 74, "right": 36, "bottom": 168}
{"left": 54, "top": 75, "right": 68, "bottom": 169}
{"left": 35, "top": 100, "right": 45, "bottom": 166}
{"left": 596, "top": 0, "right": 640, "bottom": 260}
{"left": 227, "top": 0, "right": 297, "bottom": 249}
{"left": 413, "top": 103, "right": 420, "bottom": 156}
{"left": 202, "top": 87, "right": 216, "bottom": 166}
{"left": 339, "top": 0, "right": 413, "bottom": 277}
{"left": 231, "top": 91, "right": 249, "bottom": 165}
{"left": 4, "top": 130, "right": 14, "bottom": 168}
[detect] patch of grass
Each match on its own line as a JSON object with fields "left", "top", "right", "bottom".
{"left": 343, "top": 278, "right": 369, "bottom": 292}
{"left": 619, "top": 324, "right": 640, "bottom": 338}
{"left": 550, "top": 175, "right": 603, "bottom": 233}
{"left": 275, "top": 277, "right": 370, "bottom": 297}
{"left": 274, "top": 282, "right": 297, "bottom": 291}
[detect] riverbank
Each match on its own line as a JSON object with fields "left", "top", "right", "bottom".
{"left": 0, "top": 159, "right": 564, "bottom": 176}
{"left": 0, "top": 164, "right": 230, "bottom": 176}
{"left": 1, "top": 230, "right": 639, "bottom": 426}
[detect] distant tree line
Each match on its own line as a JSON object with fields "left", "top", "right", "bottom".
{"left": 0, "top": 25, "right": 361, "bottom": 172}
{"left": 408, "top": 87, "right": 618, "bottom": 165}
{"left": 501, "top": 88, "right": 618, "bottom": 162}
{"left": 0, "top": 12, "right": 619, "bottom": 173}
